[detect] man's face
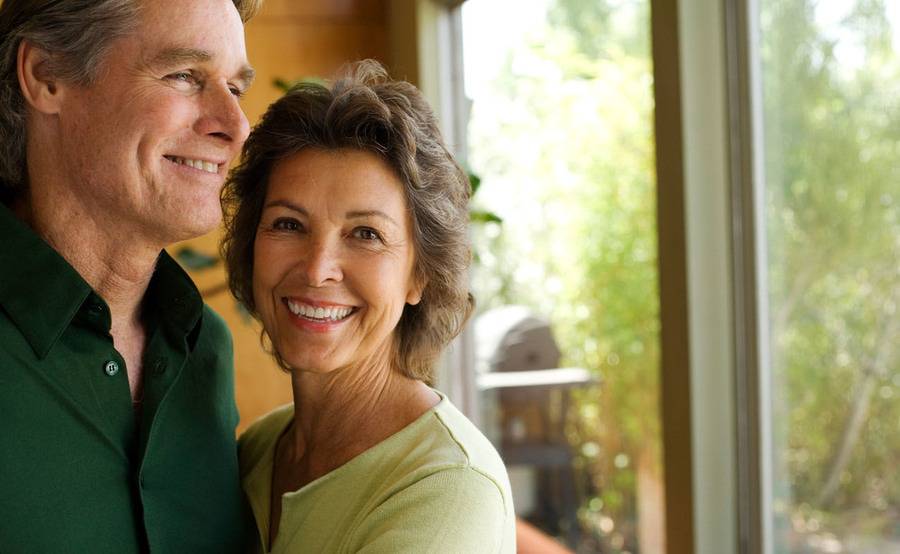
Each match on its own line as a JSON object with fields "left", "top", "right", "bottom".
{"left": 56, "top": 0, "right": 252, "bottom": 245}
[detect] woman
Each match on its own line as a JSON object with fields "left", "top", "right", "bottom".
{"left": 221, "top": 61, "right": 516, "bottom": 553}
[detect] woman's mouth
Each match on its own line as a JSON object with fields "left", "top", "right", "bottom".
{"left": 284, "top": 299, "right": 356, "bottom": 322}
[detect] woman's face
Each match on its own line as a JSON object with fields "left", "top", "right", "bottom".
{"left": 252, "top": 148, "right": 423, "bottom": 375}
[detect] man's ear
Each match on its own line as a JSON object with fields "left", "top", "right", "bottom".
{"left": 17, "top": 40, "right": 63, "bottom": 114}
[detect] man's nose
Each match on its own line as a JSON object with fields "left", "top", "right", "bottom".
{"left": 195, "top": 83, "right": 251, "bottom": 146}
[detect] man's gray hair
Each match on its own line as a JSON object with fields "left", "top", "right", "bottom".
{"left": 0, "top": 0, "right": 262, "bottom": 204}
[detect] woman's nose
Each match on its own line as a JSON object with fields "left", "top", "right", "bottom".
{"left": 302, "top": 238, "right": 343, "bottom": 287}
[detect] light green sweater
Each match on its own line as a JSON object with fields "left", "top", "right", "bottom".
{"left": 238, "top": 392, "right": 516, "bottom": 553}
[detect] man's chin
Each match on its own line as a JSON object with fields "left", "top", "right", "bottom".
{"left": 154, "top": 208, "right": 223, "bottom": 247}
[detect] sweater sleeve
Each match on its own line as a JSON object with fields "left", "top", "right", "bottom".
{"left": 349, "top": 466, "right": 510, "bottom": 554}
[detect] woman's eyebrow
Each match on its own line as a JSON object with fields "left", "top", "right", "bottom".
{"left": 260, "top": 203, "right": 399, "bottom": 227}
{"left": 346, "top": 210, "right": 399, "bottom": 228}
{"left": 263, "top": 200, "right": 307, "bottom": 215}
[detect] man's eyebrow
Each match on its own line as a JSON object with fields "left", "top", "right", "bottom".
{"left": 150, "top": 47, "right": 256, "bottom": 89}
{"left": 237, "top": 65, "right": 256, "bottom": 90}
{"left": 150, "top": 47, "right": 212, "bottom": 67}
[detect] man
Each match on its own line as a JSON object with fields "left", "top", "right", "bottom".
{"left": 0, "top": 0, "right": 260, "bottom": 551}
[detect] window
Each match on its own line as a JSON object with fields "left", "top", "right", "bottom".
{"left": 444, "top": 0, "right": 898, "bottom": 551}
{"left": 461, "top": 0, "right": 664, "bottom": 551}
{"left": 753, "top": 0, "right": 900, "bottom": 551}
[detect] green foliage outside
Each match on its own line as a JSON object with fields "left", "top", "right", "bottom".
{"left": 761, "top": 0, "right": 899, "bottom": 548}
{"left": 468, "top": 0, "right": 658, "bottom": 551}
{"left": 468, "top": 0, "right": 898, "bottom": 551}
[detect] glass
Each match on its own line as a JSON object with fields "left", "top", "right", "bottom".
{"left": 462, "top": 0, "right": 662, "bottom": 552}
{"left": 757, "top": 1, "right": 900, "bottom": 551}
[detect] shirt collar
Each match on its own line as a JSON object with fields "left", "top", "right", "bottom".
{"left": 146, "top": 249, "right": 204, "bottom": 346}
{"left": 0, "top": 203, "right": 92, "bottom": 358}
{"left": 0, "top": 203, "right": 204, "bottom": 358}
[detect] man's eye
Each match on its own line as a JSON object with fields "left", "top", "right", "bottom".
{"left": 228, "top": 85, "right": 245, "bottom": 98}
{"left": 272, "top": 218, "right": 301, "bottom": 232}
{"left": 167, "top": 71, "right": 198, "bottom": 85}
{"left": 353, "top": 227, "right": 382, "bottom": 242}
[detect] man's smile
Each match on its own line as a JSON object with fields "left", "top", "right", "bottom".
{"left": 163, "top": 154, "right": 222, "bottom": 174}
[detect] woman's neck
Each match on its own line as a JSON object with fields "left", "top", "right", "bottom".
{"left": 268, "top": 347, "right": 439, "bottom": 546}
{"left": 281, "top": 351, "right": 439, "bottom": 485}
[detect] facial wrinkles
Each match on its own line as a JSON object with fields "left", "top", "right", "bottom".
{"left": 254, "top": 148, "right": 419, "bottom": 377}
{"left": 292, "top": 345, "right": 401, "bottom": 450}
{"left": 260, "top": 233, "right": 407, "bottom": 369}
{"left": 71, "top": 56, "right": 179, "bottom": 207}
{"left": 298, "top": 327, "right": 397, "bottom": 387}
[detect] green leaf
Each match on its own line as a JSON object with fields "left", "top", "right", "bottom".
{"left": 469, "top": 172, "right": 483, "bottom": 195}
{"left": 469, "top": 209, "right": 502, "bottom": 224}
{"left": 272, "top": 77, "right": 295, "bottom": 92}
{"left": 174, "top": 247, "right": 219, "bottom": 270}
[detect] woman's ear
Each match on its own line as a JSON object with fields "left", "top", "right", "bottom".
{"left": 17, "top": 40, "right": 64, "bottom": 114}
{"left": 406, "top": 275, "right": 427, "bottom": 306}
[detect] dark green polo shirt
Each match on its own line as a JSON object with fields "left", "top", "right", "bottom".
{"left": 0, "top": 204, "right": 249, "bottom": 552}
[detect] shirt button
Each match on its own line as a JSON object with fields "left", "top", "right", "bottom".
{"left": 152, "top": 359, "right": 168, "bottom": 376}
{"left": 103, "top": 360, "right": 120, "bottom": 376}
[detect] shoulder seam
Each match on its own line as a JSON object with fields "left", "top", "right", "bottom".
{"left": 430, "top": 410, "right": 510, "bottom": 514}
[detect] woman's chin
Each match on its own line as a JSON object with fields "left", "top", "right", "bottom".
{"left": 283, "top": 358, "right": 340, "bottom": 376}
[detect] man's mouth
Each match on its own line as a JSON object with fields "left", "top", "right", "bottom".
{"left": 285, "top": 299, "right": 356, "bottom": 322}
{"left": 164, "top": 155, "right": 220, "bottom": 174}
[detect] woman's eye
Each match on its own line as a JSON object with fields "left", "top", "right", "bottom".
{"left": 272, "top": 218, "right": 301, "bottom": 232}
{"left": 353, "top": 227, "right": 382, "bottom": 242}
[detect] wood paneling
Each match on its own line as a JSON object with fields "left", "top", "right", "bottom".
{"left": 172, "top": 0, "right": 391, "bottom": 433}
{"left": 242, "top": 6, "right": 388, "bottom": 127}
{"left": 253, "top": 0, "right": 385, "bottom": 20}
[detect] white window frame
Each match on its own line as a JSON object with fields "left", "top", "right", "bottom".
{"left": 389, "top": 0, "right": 479, "bottom": 419}
{"left": 661, "top": 0, "right": 748, "bottom": 551}
{"left": 677, "top": 0, "right": 770, "bottom": 552}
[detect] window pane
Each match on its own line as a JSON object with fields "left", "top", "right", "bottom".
{"left": 462, "top": 0, "right": 663, "bottom": 552}
{"left": 757, "top": 1, "right": 900, "bottom": 551}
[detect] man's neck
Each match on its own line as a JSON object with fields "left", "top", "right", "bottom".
{"left": 16, "top": 191, "right": 160, "bottom": 402}
{"left": 15, "top": 191, "right": 160, "bottom": 322}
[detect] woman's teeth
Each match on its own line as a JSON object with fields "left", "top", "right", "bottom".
{"left": 286, "top": 300, "right": 353, "bottom": 321}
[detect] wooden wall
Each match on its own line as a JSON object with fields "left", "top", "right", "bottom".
{"left": 242, "top": 0, "right": 390, "bottom": 124}
{"left": 173, "top": 0, "right": 391, "bottom": 433}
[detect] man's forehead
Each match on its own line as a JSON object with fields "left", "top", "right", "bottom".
{"left": 127, "top": 0, "right": 253, "bottom": 84}
{"left": 132, "top": 0, "right": 248, "bottom": 61}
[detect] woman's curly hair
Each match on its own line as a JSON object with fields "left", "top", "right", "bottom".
{"left": 221, "top": 60, "right": 474, "bottom": 383}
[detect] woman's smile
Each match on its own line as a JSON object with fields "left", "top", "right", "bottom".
{"left": 252, "top": 147, "right": 422, "bottom": 374}
{"left": 282, "top": 297, "right": 358, "bottom": 332}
